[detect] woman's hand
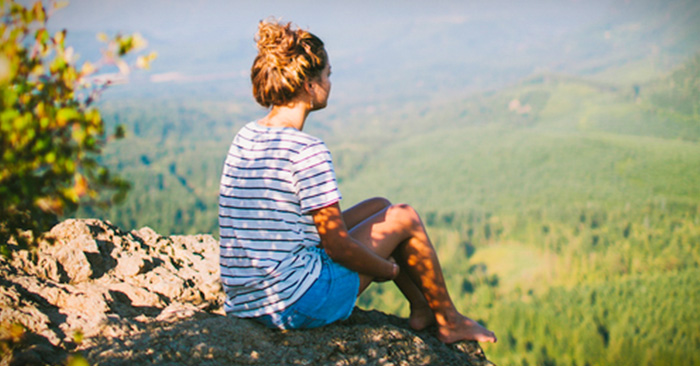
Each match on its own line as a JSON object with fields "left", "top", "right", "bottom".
{"left": 374, "top": 257, "right": 399, "bottom": 282}
{"left": 313, "top": 202, "right": 400, "bottom": 281}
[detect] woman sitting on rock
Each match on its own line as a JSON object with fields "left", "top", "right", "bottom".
{"left": 218, "top": 18, "right": 496, "bottom": 344}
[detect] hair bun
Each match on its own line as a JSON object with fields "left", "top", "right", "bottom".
{"left": 256, "top": 19, "right": 292, "bottom": 52}
{"left": 251, "top": 18, "right": 326, "bottom": 108}
{"left": 256, "top": 19, "right": 307, "bottom": 64}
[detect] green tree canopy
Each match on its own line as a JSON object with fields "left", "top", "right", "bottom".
{"left": 0, "top": 0, "right": 155, "bottom": 256}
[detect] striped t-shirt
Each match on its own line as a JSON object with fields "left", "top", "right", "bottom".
{"left": 218, "top": 121, "right": 342, "bottom": 318}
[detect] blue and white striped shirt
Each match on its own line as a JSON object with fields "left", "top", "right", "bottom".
{"left": 218, "top": 121, "right": 342, "bottom": 317}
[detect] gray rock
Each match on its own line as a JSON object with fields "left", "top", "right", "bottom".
{"left": 0, "top": 219, "right": 493, "bottom": 366}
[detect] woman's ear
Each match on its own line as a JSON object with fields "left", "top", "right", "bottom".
{"left": 304, "top": 82, "right": 316, "bottom": 109}
{"left": 305, "top": 82, "right": 316, "bottom": 98}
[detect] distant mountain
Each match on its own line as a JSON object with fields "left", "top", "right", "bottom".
{"left": 51, "top": 0, "right": 700, "bottom": 103}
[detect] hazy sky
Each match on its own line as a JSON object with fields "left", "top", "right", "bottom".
{"left": 20, "top": 0, "right": 698, "bottom": 101}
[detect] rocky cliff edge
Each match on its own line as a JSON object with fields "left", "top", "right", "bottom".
{"left": 0, "top": 219, "right": 493, "bottom": 366}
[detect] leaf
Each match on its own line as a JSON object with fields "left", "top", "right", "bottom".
{"left": 66, "top": 354, "right": 90, "bottom": 366}
{"left": 56, "top": 107, "right": 79, "bottom": 127}
{"left": 71, "top": 124, "right": 87, "bottom": 144}
{"left": 9, "top": 323, "right": 25, "bottom": 343}
{"left": 31, "top": 1, "right": 45, "bottom": 22}
{"left": 30, "top": 64, "right": 44, "bottom": 77}
{"left": 72, "top": 329, "right": 84, "bottom": 345}
{"left": 35, "top": 28, "right": 49, "bottom": 44}
{"left": 136, "top": 51, "right": 157, "bottom": 70}
{"left": 131, "top": 32, "right": 147, "bottom": 51}
{"left": 73, "top": 173, "right": 88, "bottom": 198}
{"left": 35, "top": 196, "right": 64, "bottom": 215}
{"left": 53, "top": 1, "right": 69, "bottom": 11}
{"left": 136, "top": 55, "right": 149, "bottom": 69}
{"left": 0, "top": 55, "right": 11, "bottom": 84}
{"left": 53, "top": 29, "right": 66, "bottom": 47}
{"left": 80, "top": 61, "right": 95, "bottom": 76}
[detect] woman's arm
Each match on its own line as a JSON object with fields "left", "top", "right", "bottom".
{"left": 312, "top": 202, "right": 398, "bottom": 281}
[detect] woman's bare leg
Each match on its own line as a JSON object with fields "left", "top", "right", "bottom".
{"left": 391, "top": 261, "right": 436, "bottom": 330}
{"left": 347, "top": 203, "right": 497, "bottom": 343}
{"left": 343, "top": 199, "right": 434, "bottom": 330}
{"left": 342, "top": 197, "right": 391, "bottom": 231}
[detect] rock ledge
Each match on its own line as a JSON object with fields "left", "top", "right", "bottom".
{"left": 1, "top": 219, "right": 493, "bottom": 366}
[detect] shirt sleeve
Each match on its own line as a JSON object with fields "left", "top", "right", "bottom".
{"left": 291, "top": 140, "right": 342, "bottom": 214}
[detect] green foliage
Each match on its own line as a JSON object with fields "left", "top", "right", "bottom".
{"left": 0, "top": 321, "right": 24, "bottom": 361}
{"left": 0, "top": 0, "right": 154, "bottom": 255}
{"left": 482, "top": 269, "right": 700, "bottom": 366}
{"left": 645, "top": 54, "right": 700, "bottom": 128}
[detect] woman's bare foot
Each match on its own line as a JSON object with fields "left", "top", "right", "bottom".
{"left": 408, "top": 304, "right": 435, "bottom": 331}
{"left": 436, "top": 314, "right": 497, "bottom": 344}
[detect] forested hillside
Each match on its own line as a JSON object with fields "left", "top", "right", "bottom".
{"left": 74, "top": 52, "right": 700, "bottom": 365}
{"left": 345, "top": 54, "right": 700, "bottom": 365}
{"left": 76, "top": 100, "right": 257, "bottom": 234}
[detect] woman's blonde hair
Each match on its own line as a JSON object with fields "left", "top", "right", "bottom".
{"left": 251, "top": 19, "right": 327, "bottom": 108}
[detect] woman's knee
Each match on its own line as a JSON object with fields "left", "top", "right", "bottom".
{"left": 387, "top": 203, "right": 421, "bottom": 229}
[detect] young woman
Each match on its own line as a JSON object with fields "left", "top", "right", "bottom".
{"left": 218, "top": 19, "right": 496, "bottom": 344}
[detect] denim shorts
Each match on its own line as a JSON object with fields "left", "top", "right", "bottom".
{"left": 253, "top": 249, "right": 360, "bottom": 330}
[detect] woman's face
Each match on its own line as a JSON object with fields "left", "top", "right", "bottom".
{"left": 310, "top": 62, "right": 331, "bottom": 111}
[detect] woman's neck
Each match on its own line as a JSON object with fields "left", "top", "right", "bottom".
{"left": 258, "top": 102, "right": 309, "bottom": 131}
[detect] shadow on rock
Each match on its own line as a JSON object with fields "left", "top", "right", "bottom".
{"left": 80, "top": 308, "right": 493, "bottom": 366}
